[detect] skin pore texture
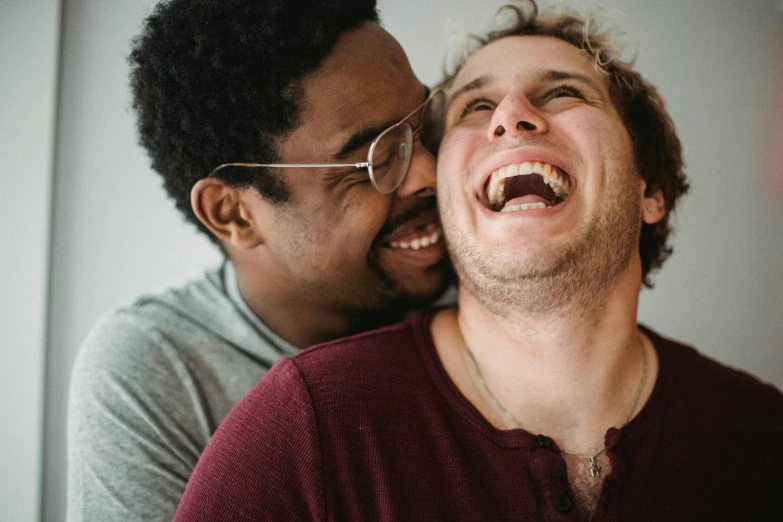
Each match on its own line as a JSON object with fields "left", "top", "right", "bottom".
{"left": 432, "top": 36, "right": 666, "bottom": 520}
{"left": 192, "top": 22, "right": 452, "bottom": 349}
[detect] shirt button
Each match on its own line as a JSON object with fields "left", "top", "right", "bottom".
{"left": 554, "top": 495, "right": 573, "bottom": 513}
{"left": 535, "top": 434, "right": 554, "bottom": 448}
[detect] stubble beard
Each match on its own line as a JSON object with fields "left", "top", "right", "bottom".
{"left": 365, "top": 196, "right": 456, "bottom": 312}
{"left": 367, "top": 251, "right": 454, "bottom": 312}
{"left": 444, "top": 174, "right": 641, "bottom": 318}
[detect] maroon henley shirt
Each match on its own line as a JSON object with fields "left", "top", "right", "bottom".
{"left": 175, "top": 312, "right": 783, "bottom": 521}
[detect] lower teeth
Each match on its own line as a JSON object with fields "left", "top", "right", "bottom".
{"left": 501, "top": 201, "right": 547, "bottom": 213}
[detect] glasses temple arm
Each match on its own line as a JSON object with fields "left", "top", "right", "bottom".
{"left": 208, "top": 162, "right": 370, "bottom": 177}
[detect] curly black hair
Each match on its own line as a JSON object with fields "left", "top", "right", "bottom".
{"left": 129, "top": 0, "right": 379, "bottom": 240}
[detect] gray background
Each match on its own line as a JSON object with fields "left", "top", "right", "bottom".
{"left": 2, "top": 0, "right": 782, "bottom": 520}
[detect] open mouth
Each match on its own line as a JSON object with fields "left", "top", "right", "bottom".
{"left": 484, "top": 161, "right": 572, "bottom": 213}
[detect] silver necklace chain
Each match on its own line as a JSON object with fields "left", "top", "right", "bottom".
{"left": 462, "top": 333, "right": 647, "bottom": 478}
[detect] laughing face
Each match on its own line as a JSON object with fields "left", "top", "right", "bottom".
{"left": 437, "top": 36, "right": 658, "bottom": 314}
{"left": 254, "top": 24, "right": 452, "bottom": 317}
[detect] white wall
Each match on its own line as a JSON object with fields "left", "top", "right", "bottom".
{"left": 42, "top": 1, "right": 223, "bottom": 520}
{"left": 30, "top": 0, "right": 783, "bottom": 520}
{"left": 0, "top": 1, "right": 61, "bottom": 520}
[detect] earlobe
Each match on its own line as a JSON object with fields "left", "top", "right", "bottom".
{"left": 641, "top": 187, "right": 666, "bottom": 225}
{"left": 191, "top": 178, "right": 264, "bottom": 249}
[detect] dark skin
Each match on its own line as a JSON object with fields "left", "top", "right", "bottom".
{"left": 191, "top": 23, "right": 451, "bottom": 348}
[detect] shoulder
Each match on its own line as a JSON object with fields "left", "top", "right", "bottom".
{"left": 189, "top": 314, "right": 433, "bottom": 446}
{"left": 174, "top": 358, "right": 325, "bottom": 521}
{"left": 216, "top": 358, "right": 315, "bottom": 442}
{"left": 73, "top": 266, "right": 234, "bottom": 383}
{"left": 176, "top": 315, "right": 434, "bottom": 521}
{"left": 68, "top": 266, "right": 244, "bottom": 464}
{"left": 68, "top": 265, "right": 280, "bottom": 521}
{"left": 66, "top": 308, "right": 198, "bottom": 521}
{"left": 647, "top": 328, "right": 783, "bottom": 438}
{"left": 71, "top": 303, "right": 197, "bottom": 402}
{"left": 650, "top": 328, "right": 782, "bottom": 405}
{"left": 221, "top": 313, "right": 436, "bottom": 444}
{"left": 68, "top": 263, "right": 270, "bottom": 435}
{"left": 215, "top": 314, "right": 433, "bottom": 446}
{"left": 289, "top": 313, "right": 432, "bottom": 395}
{"left": 645, "top": 329, "right": 783, "bottom": 514}
{"left": 294, "top": 312, "right": 430, "bottom": 366}
{"left": 68, "top": 275, "right": 224, "bottom": 451}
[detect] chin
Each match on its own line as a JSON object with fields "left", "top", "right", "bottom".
{"left": 390, "top": 267, "right": 455, "bottom": 311}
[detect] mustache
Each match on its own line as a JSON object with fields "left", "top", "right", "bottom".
{"left": 374, "top": 196, "right": 438, "bottom": 243}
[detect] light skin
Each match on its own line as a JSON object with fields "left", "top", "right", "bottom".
{"left": 431, "top": 36, "right": 666, "bottom": 518}
{"left": 191, "top": 23, "right": 451, "bottom": 349}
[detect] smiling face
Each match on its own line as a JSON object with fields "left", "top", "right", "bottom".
{"left": 248, "top": 23, "right": 451, "bottom": 321}
{"left": 437, "top": 35, "right": 655, "bottom": 314}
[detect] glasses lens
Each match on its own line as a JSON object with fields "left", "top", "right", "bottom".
{"left": 369, "top": 123, "right": 413, "bottom": 194}
{"left": 421, "top": 90, "right": 446, "bottom": 156}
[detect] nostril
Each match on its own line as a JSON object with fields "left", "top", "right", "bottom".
{"left": 494, "top": 125, "right": 506, "bottom": 137}
{"left": 518, "top": 120, "right": 536, "bottom": 131}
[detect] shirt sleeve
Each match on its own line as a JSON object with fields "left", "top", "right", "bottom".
{"left": 174, "top": 358, "right": 325, "bottom": 522}
{"left": 67, "top": 314, "right": 211, "bottom": 522}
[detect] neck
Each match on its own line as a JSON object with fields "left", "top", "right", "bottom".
{"left": 233, "top": 260, "right": 405, "bottom": 349}
{"left": 436, "top": 267, "right": 656, "bottom": 454}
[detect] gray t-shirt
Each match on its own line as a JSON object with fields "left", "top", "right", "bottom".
{"left": 67, "top": 261, "right": 298, "bottom": 521}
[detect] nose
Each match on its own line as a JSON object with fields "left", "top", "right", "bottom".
{"left": 394, "top": 138, "right": 436, "bottom": 198}
{"left": 487, "top": 91, "right": 548, "bottom": 142}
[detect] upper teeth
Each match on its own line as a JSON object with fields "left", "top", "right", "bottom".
{"left": 487, "top": 161, "right": 571, "bottom": 209}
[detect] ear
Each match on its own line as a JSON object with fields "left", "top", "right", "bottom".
{"left": 641, "top": 185, "right": 666, "bottom": 225}
{"left": 191, "top": 178, "right": 264, "bottom": 249}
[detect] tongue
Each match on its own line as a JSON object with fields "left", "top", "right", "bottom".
{"left": 500, "top": 175, "right": 558, "bottom": 210}
{"left": 503, "top": 194, "right": 550, "bottom": 208}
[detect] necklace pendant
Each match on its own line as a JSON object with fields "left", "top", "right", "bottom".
{"left": 588, "top": 456, "right": 602, "bottom": 478}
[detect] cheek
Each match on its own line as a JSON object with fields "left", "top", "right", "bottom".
{"left": 562, "top": 114, "right": 635, "bottom": 173}
{"left": 316, "top": 187, "right": 388, "bottom": 224}
{"left": 436, "top": 130, "right": 482, "bottom": 197}
{"left": 280, "top": 196, "right": 386, "bottom": 260}
{"left": 334, "top": 199, "right": 394, "bottom": 266}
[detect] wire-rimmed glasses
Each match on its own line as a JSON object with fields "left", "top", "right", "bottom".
{"left": 206, "top": 89, "right": 446, "bottom": 194}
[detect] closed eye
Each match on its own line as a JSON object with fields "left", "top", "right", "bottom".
{"left": 460, "top": 98, "right": 496, "bottom": 118}
{"left": 323, "top": 165, "right": 371, "bottom": 188}
{"left": 548, "top": 85, "right": 585, "bottom": 100}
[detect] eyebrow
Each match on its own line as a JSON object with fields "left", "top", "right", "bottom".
{"left": 334, "top": 123, "right": 395, "bottom": 160}
{"left": 334, "top": 87, "right": 431, "bottom": 161}
{"left": 541, "top": 70, "right": 604, "bottom": 94}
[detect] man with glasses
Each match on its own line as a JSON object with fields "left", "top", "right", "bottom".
{"left": 66, "top": 0, "right": 452, "bottom": 520}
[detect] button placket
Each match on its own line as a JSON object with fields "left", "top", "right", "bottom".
{"left": 529, "top": 435, "right": 575, "bottom": 519}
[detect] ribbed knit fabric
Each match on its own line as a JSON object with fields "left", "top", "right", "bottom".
{"left": 175, "top": 312, "right": 783, "bottom": 521}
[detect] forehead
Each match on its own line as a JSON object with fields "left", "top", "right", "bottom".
{"left": 281, "top": 23, "right": 423, "bottom": 157}
{"left": 451, "top": 35, "right": 605, "bottom": 94}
